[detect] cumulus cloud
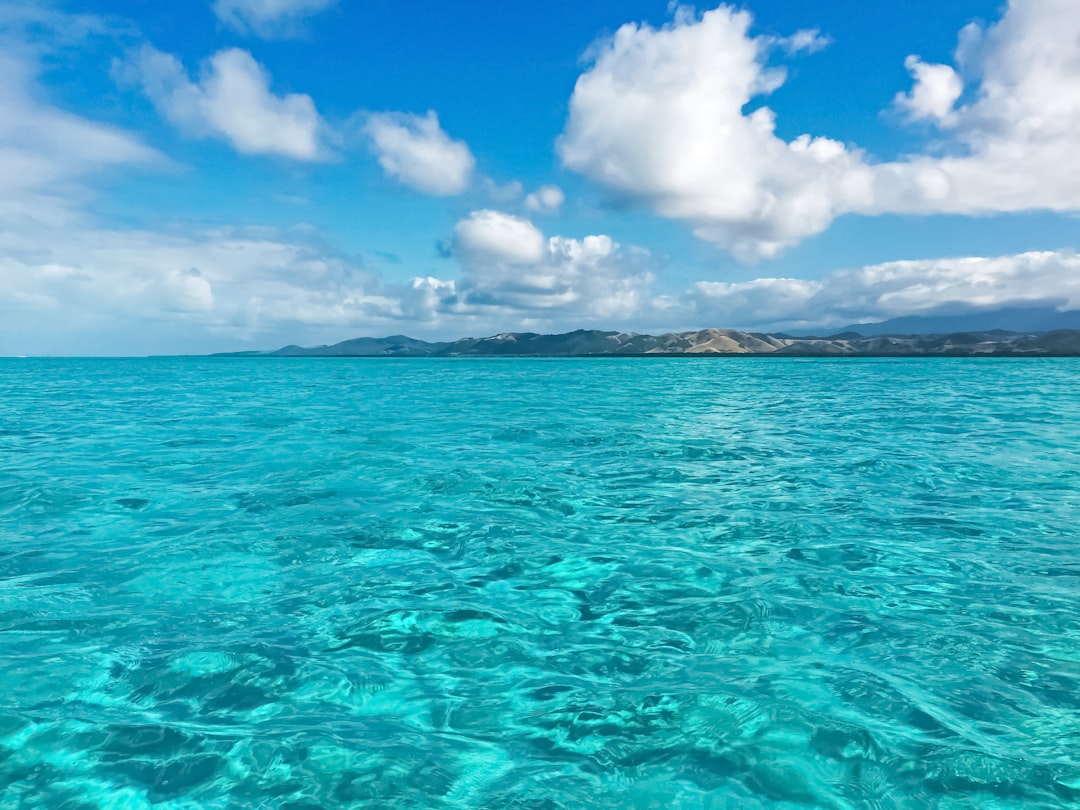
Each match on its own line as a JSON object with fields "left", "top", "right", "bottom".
{"left": 446, "top": 210, "right": 654, "bottom": 319}
{"left": 9, "top": 205, "right": 1079, "bottom": 352}
{"left": 893, "top": 56, "right": 963, "bottom": 123}
{"left": 559, "top": 0, "right": 1080, "bottom": 259}
{"left": 455, "top": 210, "right": 547, "bottom": 265}
{"left": 558, "top": 4, "right": 873, "bottom": 260}
{"left": 524, "top": 185, "right": 565, "bottom": 214}
{"left": 429, "top": 241, "right": 1080, "bottom": 334}
{"left": 212, "top": 0, "right": 337, "bottom": 38}
{"left": 118, "top": 46, "right": 325, "bottom": 160}
{"left": 871, "top": 0, "right": 1080, "bottom": 216}
{"left": 364, "top": 111, "right": 475, "bottom": 196}
{"left": 0, "top": 51, "right": 632, "bottom": 353}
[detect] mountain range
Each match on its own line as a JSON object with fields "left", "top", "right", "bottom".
{"left": 217, "top": 326, "right": 1080, "bottom": 357}
{"left": 796, "top": 307, "right": 1080, "bottom": 337}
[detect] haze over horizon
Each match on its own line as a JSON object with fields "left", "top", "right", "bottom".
{"left": 4, "top": 0, "right": 1080, "bottom": 355}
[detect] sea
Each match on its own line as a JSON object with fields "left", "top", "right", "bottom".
{"left": 1, "top": 357, "right": 1078, "bottom": 809}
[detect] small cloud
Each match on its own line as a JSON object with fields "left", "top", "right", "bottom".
{"left": 364, "top": 111, "right": 475, "bottom": 196}
{"left": 524, "top": 185, "right": 565, "bottom": 214}
{"left": 483, "top": 178, "right": 524, "bottom": 202}
{"left": 212, "top": 0, "right": 338, "bottom": 39}
{"left": 893, "top": 55, "right": 963, "bottom": 124}
{"left": 778, "top": 28, "right": 830, "bottom": 55}
{"left": 117, "top": 45, "right": 326, "bottom": 160}
{"left": 454, "top": 210, "right": 546, "bottom": 265}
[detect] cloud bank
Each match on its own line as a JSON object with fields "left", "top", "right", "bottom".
{"left": 9, "top": 207, "right": 1080, "bottom": 353}
{"left": 688, "top": 251, "right": 1080, "bottom": 331}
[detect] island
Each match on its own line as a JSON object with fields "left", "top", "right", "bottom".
{"left": 214, "top": 327, "right": 1080, "bottom": 357}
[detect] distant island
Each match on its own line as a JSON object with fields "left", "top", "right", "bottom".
{"left": 215, "top": 327, "right": 1080, "bottom": 357}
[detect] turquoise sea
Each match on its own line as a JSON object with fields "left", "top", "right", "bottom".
{"left": 1, "top": 357, "right": 1079, "bottom": 809}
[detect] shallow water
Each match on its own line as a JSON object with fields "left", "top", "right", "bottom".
{"left": 1, "top": 357, "right": 1079, "bottom": 809}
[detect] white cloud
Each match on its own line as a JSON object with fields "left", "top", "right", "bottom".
{"left": 871, "top": 0, "right": 1080, "bottom": 216}
{"left": 212, "top": 0, "right": 337, "bottom": 38}
{"left": 0, "top": 50, "right": 161, "bottom": 229}
{"left": 0, "top": 31, "right": 649, "bottom": 354}
{"left": 119, "top": 46, "right": 325, "bottom": 160}
{"left": 483, "top": 178, "right": 524, "bottom": 202}
{"left": 0, "top": 54, "right": 633, "bottom": 353}
{"left": 446, "top": 210, "right": 654, "bottom": 319}
{"left": 559, "top": 0, "right": 1080, "bottom": 259}
{"left": 0, "top": 213, "right": 654, "bottom": 354}
{"left": 455, "top": 210, "right": 546, "bottom": 265}
{"left": 163, "top": 267, "right": 215, "bottom": 313}
{"left": 689, "top": 250, "right": 1080, "bottom": 330}
{"left": 0, "top": 221, "right": 425, "bottom": 355}
{"left": 428, "top": 243, "right": 1080, "bottom": 335}
{"left": 558, "top": 5, "right": 873, "bottom": 261}
{"left": 364, "top": 111, "right": 475, "bottom": 196}
{"left": 9, "top": 203, "right": 1079, "bottom": 352}
{"left": 772, "top": 28, "right": 830, "bottom": 55}
{"left": 0, "top": 43, "right": 394, "bottom": 353}
{"left": 524, "top": 185, "right": 565, "bottom": 214}
{"left": 893, "top": 56, "right": 963, "bottom": 123}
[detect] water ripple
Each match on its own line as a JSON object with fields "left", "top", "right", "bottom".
{"left": 1, "top": 357, "right": 1078, "bottom": 808}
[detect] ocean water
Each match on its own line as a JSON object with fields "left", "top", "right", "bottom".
{"left": 1, "top": 357, "right": 1079, "bottom": 809}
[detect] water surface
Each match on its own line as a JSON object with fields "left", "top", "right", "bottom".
{"left": 1, "top": 357, "right": 1078, "bottom": 808}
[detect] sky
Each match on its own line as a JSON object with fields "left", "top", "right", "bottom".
{"left": 3, "top": 0, "right": 1080, "bottom": 355}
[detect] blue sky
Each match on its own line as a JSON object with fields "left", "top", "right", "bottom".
{"left": 3, "top": 0, "right": 1080, "bottom": 354}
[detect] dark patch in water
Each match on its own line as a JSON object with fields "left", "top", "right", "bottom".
{"left": 148, "top": 755, "right": 222, "bottom": 800}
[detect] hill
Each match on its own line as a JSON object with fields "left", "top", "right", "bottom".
{"left": 214, "top": 327, "right": 1080, "bottom": 357}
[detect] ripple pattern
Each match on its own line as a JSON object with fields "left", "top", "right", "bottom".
{"left": 1, "top": 357, "right": 1079, "bottom": 808}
